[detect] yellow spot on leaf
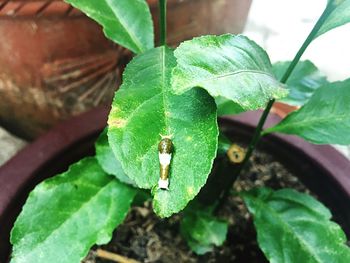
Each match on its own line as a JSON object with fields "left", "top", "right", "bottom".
{"left": 187, "top": 186, "right": 194, "bottom": 196}
{"left": 186, "top": 136, "right": 192, "bottom": 141}
{"left": 108, "top": 118, "right": 127, "bottom": 128}
{"left": 110, "top": 107, "right": 119, "bottom": 116}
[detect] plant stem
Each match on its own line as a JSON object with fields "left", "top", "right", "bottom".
{"left": 280, "top": 7, "right": 334, "bottom": 83}
{"left": 159, "top": 0, "right": 167, "bottom": 46}
{"left": 96, "top": 249, "right": 140, "bottom": 263}
{"left": 216, "top": 3, "right": 334, "bottom": 210}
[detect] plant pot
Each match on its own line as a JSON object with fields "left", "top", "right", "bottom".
{"left": 149, "top": 0, "right": 252, "bottom": 46}
{"left": 2, "top": 107, "right": 348, "bottom": 262}
{"left": 0, "top": 0, "right": 128, "bottom": 140}
{"left": 271, "top": 102, "right": 299, "bottom": 118}
{"left": 0, "top": 0, "right": 252, "bottom": 140}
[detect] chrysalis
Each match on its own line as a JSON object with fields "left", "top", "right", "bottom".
{"left": 158, "top": 135, "right": 173, "bottom": 190}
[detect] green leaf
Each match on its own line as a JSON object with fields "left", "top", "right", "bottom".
{"left": 264, "top": 79, "right": 350, "bottom": 145}
{"left": 273, "top": 60, "right": 328, "bottom": 106}
{"left": 242, "top": 187, "right": 350, "bottom": 263}
{"left": 180, "top": 208, "right": 228, "bottom": 255}
{"left": 215, "top": 97, "right": 245, "bottom": 116}
{"left": 217, "top": 134, "right": 233, "bottom": 155}
{"left": 10, "top": 157, "right": 136, "bottom": 263}
{"left": 95, "top": 129, "right": 136, "bottom": 185}
{"left": 317, "top": 0, "right": 350, "bottom": 38}
{"left": 172, "top": 34, "right": 287, "bottom": 111}
{"left": 108, "top": 46, "right": 218, "bottom": 217}
{"left": 186, "top": 240, "right": 213, "bottom": 255}
{"left": 64, "top": 0, "right": 154, "bottom": 54}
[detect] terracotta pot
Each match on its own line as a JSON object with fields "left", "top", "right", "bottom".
{"left": 0, "top": 0, "right": 252, "bottom": 140}
{"left": 0, "top": 108, "right": 349, "bottom": 261}
{"left": 272, "top": 102, "right": 299, "bottom": 118}
{"left": 0, "top": 0, "right": 129, "bottom": 140}
{"left": 149, "top": 0, "right": 252, "bottom": 46}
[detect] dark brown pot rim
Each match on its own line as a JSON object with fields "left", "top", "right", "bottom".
{"left": 1, "top": 107, "right": 350, "bottom": 261}
{"left": 223, "top": 111, "right": 350, "bottom": 198}
{"left": 0, "top": 106, "right": 109, "bottom": 215}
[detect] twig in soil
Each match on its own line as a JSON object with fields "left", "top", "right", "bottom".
{"left": 96, "top": 249, "right": 140, "bottom": 263}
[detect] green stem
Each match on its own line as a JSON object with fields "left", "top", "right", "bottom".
{"left": 280, "top": 6, "right": 334, "bottom": 83}
{"left": 159, "top": 0, "right": 167, "bottom": 46}
{"left": 216, "top": 4, "right": 334, "bottom": 210}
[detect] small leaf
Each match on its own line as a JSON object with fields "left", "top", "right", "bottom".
{"left": 242, "top": 187, "right": 350, "bottom": 263}
{"left": 217, "top": 134, "right": 233, "bottom": 155}
{"left": 264, "top": 79, "right": 350, "bottom": 145}
{"left": 10, "top": 157, "right": 136, "bottom": 263}
{"left": 273, "top": 60, "right": 328, "bottom": 106}
{"left": 64, "top": 0, "right": 154, "bottom": 53}
{"left": 186, "top": 240, "right": 213, "bottom": 255}
{"left": 215, "top": 97, "right": 245, "bottom": 116}
{"left": 108, "top": 46, "right": 218, "bottom": 217}
{"left": 316, "top": 0, "right": 350, "bottom": 38}
{"left": 180, "top": 208, "right": 228, "bottom": 255}
{"left": 95, "top": 129, "right": 136, "bottom": 185}
{"left": 172, "top": 34, "right": 287, "bottom": 111}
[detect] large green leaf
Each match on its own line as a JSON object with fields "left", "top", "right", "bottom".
{"left": 180, "top": 207, "right": 228, "bottom": 255}
{"left": 242, "top": 188, "right": 350, "bottom": 263}
{"left": 171, "top": 34, "right": 287, "bottom": 111}
{"left": 273, "top": 60, "right": 328, "bottom": 106}
{"left": 10, "top": 157, "right": 136, "bottom": 263}
{"left": 108, "top": 46, "right": 218, "bottom": 217}
{"left": 264, "top": 79, "right": 350, "bottom": 145}
{"left": 64, "top": 0, "right": 154, "bottom": 54}
{"left": 95, "top": 129, "right": 135, "bottom": 185}
{"left": 316, "top": 0, "right": 350, "bottom": 38}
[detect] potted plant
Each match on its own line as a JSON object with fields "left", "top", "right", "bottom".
{"left": 2, "top": 0, "right": 350, "bottom": 262}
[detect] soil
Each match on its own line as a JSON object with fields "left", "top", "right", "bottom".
{"left": 83, "top": 148, "right": 314, "bottom": 263}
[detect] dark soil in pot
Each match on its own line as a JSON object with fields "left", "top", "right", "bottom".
{"left": 83, "top": 148, "right": 317, "bottom": 263}
{"left": 1, "top": 109, "right": 349, "bottom": 262}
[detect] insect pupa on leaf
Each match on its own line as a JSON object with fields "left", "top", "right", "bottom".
{"left": 158, "top": 134, "right": 173, "bottom": 190}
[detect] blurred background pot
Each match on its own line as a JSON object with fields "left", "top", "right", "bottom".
{"left": 149, "top": 0, "right": 252, "bottom": 46}
{"left": 0, "top": 0, "right": 252, "bottom": 140}
{"left": 0, "top": 0, "right": 127, "bottom": 140}
{"left": 271, "top": 102, "right": 299, "bottom": 118}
